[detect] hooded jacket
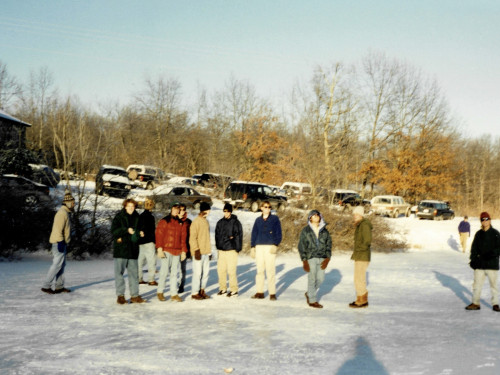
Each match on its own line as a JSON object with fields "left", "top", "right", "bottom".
{"left": 215, "top": 214, "right": 243, "bottom": 252}
{"left": 470, "top": 226, "right": 500, "bottom": 270}
{"left": 111, "top": 208, "right": 140, "bottom": 259}
{"left": 298, "top": 210, "right": 332, "bottom": 261}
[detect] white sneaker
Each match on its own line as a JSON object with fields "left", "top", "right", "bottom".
{"left": 227, "top": 291, "right": 238, "bottom": 297}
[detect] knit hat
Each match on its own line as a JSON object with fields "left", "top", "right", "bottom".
{"left": 223, "top": 203, "right": 233, "bottom": 213}
{"left": 170, "top": 201, "right": 181, "bottom": 208}
{"left": 199, "top": 201, "right": 211, "bottom": 212}
{"left": 63, "top": 190, "right": 75, "bottom": 203}
{"left": 480, "top": 212, "right": 491, "bottom": 221}
{"left": 352, "top": 206, "right": 364, "bottom": 216}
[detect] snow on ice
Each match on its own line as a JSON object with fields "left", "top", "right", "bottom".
{"left": 1, "top": 190, "right": 500, "bottom": 374}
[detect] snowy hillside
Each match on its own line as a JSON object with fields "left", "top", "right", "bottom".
{"left": 1, "top": 188, "right": 500, "bottom": 374}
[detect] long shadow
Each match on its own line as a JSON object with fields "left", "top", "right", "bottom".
{"left": 336, "top": 337, "right": 389, "bottom": 375}
{"left": 447, "top": 235, "right": 460, "bottom": 252}
{"left": 433, "top": 270, "right": 491, "bottom": 308}
{"left": 71, "top": 277, "right": 115, "bottom": 291}
{"left": 275, "top": 266, "right": 304, "bottom": 297}
{"left": 317, "top": 268, "right": 342, "bottom": 301}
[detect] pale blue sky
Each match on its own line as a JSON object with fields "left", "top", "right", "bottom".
{"left": 1, "top": 0, "right": 499, "bottom": 137}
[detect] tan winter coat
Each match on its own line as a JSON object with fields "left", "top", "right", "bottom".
{"left": 189, "top": 215, "right": 211, "bottom": 255}
{"left": 49, "top": 205, "right": 72, "bottom": 244}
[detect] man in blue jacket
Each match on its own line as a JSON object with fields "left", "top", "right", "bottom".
{"left": 466, "top": 212, "right": 500, "bottom": 312}
{"left": 250, "top": 201, "right": 282, "bottom": 300}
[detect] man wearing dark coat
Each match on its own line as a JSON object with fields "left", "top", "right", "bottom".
{"left": 466, "top": 211, "right": 500, "bottom": 311}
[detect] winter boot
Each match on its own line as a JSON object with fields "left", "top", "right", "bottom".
{"left": 269, "top": 294, "right": 277, "bottom": 301}
{"left": 117, "top": 295, "right": 127, "bottom": 305}
{"left": 171, "top": 295, "right": 183, "bottom": 302}
{"left": 157, "top": 293, "right": 166, "bottom": 302}
{"left": 130, "top": 295, "right": 146, "bottom": 303}
{"left": 251, "top": 293, "right": 265, "bottom": 299}
{"left": 465, "top": 303, "right": 480, "bottom": 310}
{"left": 191, "top": 293, "right": 204, "bottom": 300}
{"left": 200, "top": 289, "right": 210, "bottom": 299}
{"left": 55, "top": 288, "right": 71, "bottom": 293}
{"left": 148, "top": 281, "right": 158, "bottom": 286}
{"left": 41, "top": 288, "right": 55, "bottom": 295}
{"left": 349, "top": 292, "right": 368, "bottom": 308}
{"left": 309, "top": 302, "right": 323, "bottom": 308}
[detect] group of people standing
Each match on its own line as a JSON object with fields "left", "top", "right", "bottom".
{"left": 42, "top": 191, "right": 499, "bottom": 313}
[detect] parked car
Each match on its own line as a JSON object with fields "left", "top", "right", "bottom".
{"left": 29, "top": 164, "right": 60, "bottom": 188}
{"left": 224, "top": 181, "right": 287, "bottom": 212}
{"left": 0, "top": 174, "right": 51, "bottom": 207}
{"left": 371, "top": 195, "right": 411, "bottom": 218}
{"left": 126, "top": 164, "right": 169, "bottom": 190}
{"left": 334, "top": 193, "right": 371, "bottom": 212}
{"left": 280, "top": 182, "right": 312, "bottom": 206}
{"left": 416, "top": 200, "right": 455, "bottom": 220}
{"left": 95, "top": 165, "right": 134, "bottom": 198}
{"left": 129, "top": 185, "right": 212, "bottom": 210}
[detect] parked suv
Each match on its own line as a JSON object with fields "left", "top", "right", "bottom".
{"left": 95, "top": 165, "right": 134, "bottom": 198}
{"left": 280, "top": 182, "right": 312, "bottom": 206}
{"left": 371, "top": 195, "right": 411, "bottom": 218}
{"left": 416, "top": 200, "right": 455, "bottom": 220}
{"left": 126, "top": 164, "right": 167, "bottom": 190}
{"left": 224, "top": 181, "right": 287, "bottom": 212}
{"left": 334, "top": 192, "right": 371, "bottom": 212}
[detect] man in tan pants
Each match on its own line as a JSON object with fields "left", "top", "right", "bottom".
{"left": 215, "top": 203, "right": 243, "bottom": 297}
{"left": 350, "top": 206, "right": 372, "bottom": 308}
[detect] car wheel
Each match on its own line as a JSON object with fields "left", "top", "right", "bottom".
{"left": 251, "top": 201, "right": 260, "bottom": 213}
{"left": 25, "top": 195, "right": 38, "bottom": 206}
{"left": 392, "top": 210, "right": 399, "bottom": 218}
{"left": 405, "top": 208, "right": 410, "bottom": 217}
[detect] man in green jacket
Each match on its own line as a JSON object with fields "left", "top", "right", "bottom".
{"left": 349, "top": 206, "right": 372, "bottom": 308}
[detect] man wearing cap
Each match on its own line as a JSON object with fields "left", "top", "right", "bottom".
{"left": 466, "top": 212, "right": 500, "bottom": 312}
{"left": 458, "top": 216, "right": 471, "bottom": 253}
{"left": 41, "top": 190, "right": 75, "bottom": 294}
{"left": 215, "top": 203, "right": 243, "bottom": 297}
{"left": 155, "top": 202, "right": 188, "bottom": 302}
{"left": 190, "top": 201, "right": 212, "bottom": 300}
{"left": 349, "top": 206, "right": 372, "bottom": 308}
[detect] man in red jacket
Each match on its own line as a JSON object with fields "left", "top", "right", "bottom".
{"left": 155, "top": 203, "right": 188, "bottom": 302}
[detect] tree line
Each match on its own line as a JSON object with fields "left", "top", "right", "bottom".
{"left": 1, "top": 52, "right": 499, "bottom": 217}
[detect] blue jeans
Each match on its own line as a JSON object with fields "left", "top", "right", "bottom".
{"left": 192, "top": 254, "right": 210, "bottom": 295}
{"left": 43, "top": 243, "right": 67, "bottom": 290}
{"left": 307, "top": 258, "right": 325, "bottom": 303}
{"left": 114, "top": 258, "right": 139, "bottom": 297}
{"left": 157, "top": 252, "right": 180, "bottom": 297}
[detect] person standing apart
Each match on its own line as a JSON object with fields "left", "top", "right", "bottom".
{"left": 155, "top": 203, "right": 187, "bottom": 302}
{"left": 458, "top": 216, "right": 471, "bottom": 253}
{"left": 177, "top": 203, "right": 192, "bottom": 294}
{"left": 466, "top": 212, "right": 500, "bottom": 312}
{"left": 112, "top": 199, "right": 146, "bottom": 304}
{"left": 215, "top": 203, "right": 243, "bottom": 297}
{"left": 298, "top": 210, "right": 332, "bottom": 308}
{"left": 138, "top": 199, "right": 157, "bottom": 286}
{"left": 190, "top": 202, "right": 212, "bottom": 300}
{"left": 250, "top": 201, "right": 282, "bottom": 301}
{"left": 41, "top": 190, "right": 75, "bottom": 294}
{"left": 349, "top": 206, "right": 372, "bottom": 308}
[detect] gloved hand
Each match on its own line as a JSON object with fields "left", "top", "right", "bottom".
{"left": 194, "top": 250, "right": 201, "bottom": 260}
{"left": 302, "top": 260, "right": 310, "bottom": 272}
{"left": 321, "top": 258, "right": 330, "bottom": 270}
{"left": 180, "top": 252, "right": 186, "bottom": 261}
{"left": 57, "top": 241, "right": 66, "bottom": 253}
{"left": 250, "top": 247, "right": 256, "bottom": 259}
